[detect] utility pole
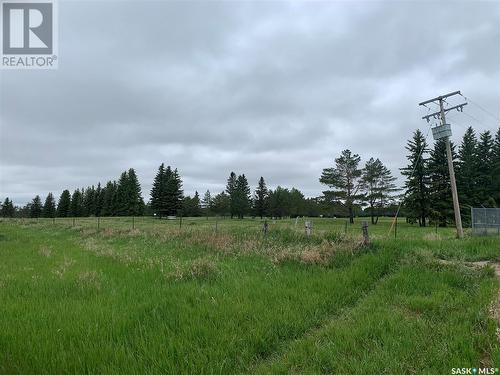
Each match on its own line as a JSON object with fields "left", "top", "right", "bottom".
{"left": 419, "top": 90, "right": 466, "bottom": 239}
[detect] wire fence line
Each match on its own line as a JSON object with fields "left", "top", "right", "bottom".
{"left": 471, "top": 208, "right": 500, "bottom": 237}
{"left": 0, "top": 215, "right": 478, "bottom": 241}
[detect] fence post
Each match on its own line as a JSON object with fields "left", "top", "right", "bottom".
{"left": 305, "top": 221, "right": 312, "bottom": 237}
{"left": 179, "top": 214, "right": 182, "bottom": 229}
{"left": 362, "top": 221, "right": 370, "bottom": 246}
{"left": 263, "top": 220, "right": 269, "bottom": 236}
{"left": 97, "top": 216, "right": 100, "bottom": 231}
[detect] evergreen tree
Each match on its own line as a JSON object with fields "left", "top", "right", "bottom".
{"left": 183, "top": 191, "right": 201, "bottom": 217}
{"left": 1, "top": 198, "right": 15, "bottom": 218}
{"left": 150, "top": 163, "right": 166, "bottom": 217}
{"left": 428, "top": 139, "right": 456, "bottom": 226}
{"left": 320, "top": 149, "right": 362, "bottom": 224}
{"left": 234, "top": 174, "right": 251, "bottom": 219}
{"left": 212, "top": 192, "right": 230, "bottom": 216}
{"left": 253, "top": 177, "right": 268, "bottom": 219}
{"left": 150, "top": 164, "right": 182, "bottom": 217}
{"left": 164, "top": 168, "right": 183, "bottom": 215}
{"left": 401, "top": 130, "right": 431, "bottom": 226}
{"left": 127, "top": 168, "right": 145, "bottom": 216}
{"left": 289, "top": 188, "right": 306, "bottom": 218}
{"left": 115, "top": 171, "right": 130, "bottom": 216}
{"left": 476, "top": 130, "right": 495, "bottom": 205}
{"left": 226, "top": 172, "right": 237, "bottom": 219}
{"left": 42, "top": 192, "right": 56, "bottom": 218}
{"left": 56, "top": 190, "right": 71, "bottom": 217}
{"left": 101, "top": 181, "right": 117, "bottom": 216}
{"left": 94, "top": 183, "right": 104, "bottom": 216}
{"left": 492, "top": 128, "right": 500, "bottom": 206}
{"left": 360, "top": 158, "right": 397, "bottom": 224}
{"left": 268, "top": 187, "right": 291, "bottom": 219}
{"left": 30, "top": 195, "right": 43, "bottom": 218}
{"left": 69, "top": 189, "right": 84, "bottom": 217}
{"left": 82, "top": 185, "right": 95, "bottom": 216}
{"left": 457, "top": 127, "right": 479, "bottom": 223}
{"left": 201, "top": 190, "right": 212, "bottom": 217}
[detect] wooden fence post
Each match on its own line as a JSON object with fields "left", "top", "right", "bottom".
{"left": 362, "top": 221, "right": 370, "bottom": 246}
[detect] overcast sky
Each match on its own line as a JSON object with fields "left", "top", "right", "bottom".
{"left": 1, "top": 0, "right": 499, "bottom": 205}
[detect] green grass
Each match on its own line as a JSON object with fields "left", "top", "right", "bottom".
{"left": 0, "top": 217, "right": 499, "bottom": 374}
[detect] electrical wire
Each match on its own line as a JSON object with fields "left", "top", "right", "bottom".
{"left": 462, "top": 111, "right": 498, "bottom": 132}
{"left": 460, "top": 93, "right": 500, "bottom": 124}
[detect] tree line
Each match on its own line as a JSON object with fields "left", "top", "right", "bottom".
{"left": 402, "top": 126, "right": 500, "bottom": 226}
{"left": 1, "top": 168, "right": 144, "bottom": 219}
{"left": 2, "top": 126, "right": 498, "bottom": 224}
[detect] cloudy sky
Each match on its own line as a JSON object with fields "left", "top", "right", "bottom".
{"left": 1, "top": 0, "right": 499, "bottom": 205}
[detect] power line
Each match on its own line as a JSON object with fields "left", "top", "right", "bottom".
{"left": 462, "top": 111, "right": 498, "bottom": 132}
{"left": 460, "top": 93, "right": 500, "bottom": 124}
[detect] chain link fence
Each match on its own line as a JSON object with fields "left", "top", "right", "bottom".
{"left": 471, "top": 208, "right": 500, "bottom": 236}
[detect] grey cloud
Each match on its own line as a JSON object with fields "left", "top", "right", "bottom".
{"left": 1, "top": 0, "right": 499, "bottom": 205}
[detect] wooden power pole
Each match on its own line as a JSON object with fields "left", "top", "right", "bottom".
{"left": 419, "top": 91, "right": 466, "bottom": 239}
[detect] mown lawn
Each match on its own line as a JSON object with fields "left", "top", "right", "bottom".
{"left": 0, "top": 218, "right": 498, "bottom": 374}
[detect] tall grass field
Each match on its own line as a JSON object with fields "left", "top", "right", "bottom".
{"left": 0, "top": 217, "right": 499, "bottom": 374}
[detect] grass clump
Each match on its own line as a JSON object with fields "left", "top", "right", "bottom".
{"left": 169, "top": 258, "right": 219, "bottom": 281}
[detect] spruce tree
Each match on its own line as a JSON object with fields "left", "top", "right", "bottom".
{"left": 82, "top": 186, "right": 95, "bottom": 216}
{"left": 201, "top": 190, "right": 212, "bottom": 217}
{"left": 191, "top": 191, "right": 201, "bottom": 216}
{"left": 234, "top": 174, "right": 251, "bottom": 219}
{"left": 457, "top": 127, "right": 479, "bottom": 223}
{"left": 492, "top": 128, "right": 500, "bottom": 206}
{"left": 94, "top": 183, "right": 104, "bottom": 216}
{"left": 253, "top": 177, "right": 268, "bottom": 219}
{"left": 476, "top": 130, "right": 495, "bottom": 206}
{"left": 226, "top": 172, "right": 237, "bottom": 219}
{"left": 183, "top": 192, "right": 201, "bottom": 217}
{"left": 56, "top": 190, "right": 71, "bottom": 217}
{"left": 320, "top": 149, "right": 362, "bottom": 224}
{"left": 400, "top": 129, "right": 431, "bottom": 226}
{"left": 42, "top": 192, "right": 56, "bottom": 218}
{"left": 30, "top": 195, "right": 43, "bottom": 218}
{"left": 101, "top": 181, "right": 117, "bottom": 216}
{"left": 150, "top": 163, "right": 165, "bottom": 219}
{"left": 69, "top": 189, "right": 84, "bottom": 217}
{"left": 1, "top": 198, "right": 15, "bottom": 218}
{"left": 127, "top": 168, "right": 144, "bottom": 216}
{"left": 164, "top": 168, "right": 183, "bottom": 215}
{"left": 115, "top": 171, "right": 129, "bottom": 216}
{"left": 428, "top": 139, "right": 456, "bottom": 226}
